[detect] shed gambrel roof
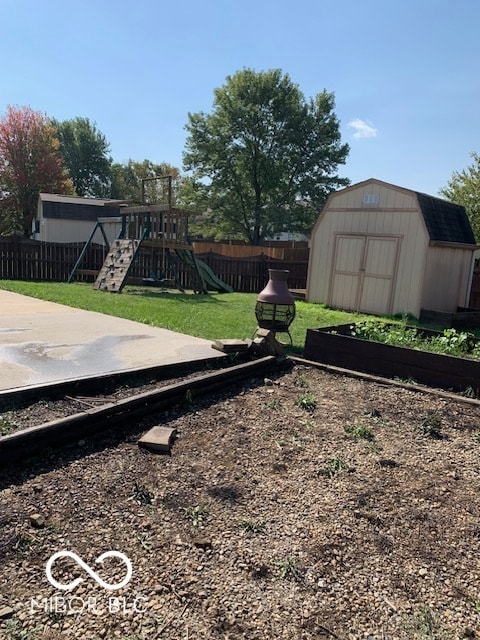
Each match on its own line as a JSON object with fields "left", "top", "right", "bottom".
{"left": 331, "top": 179, "right": 476, "bottom": 247}
{"left": 414, "top": 191, "right": 476, "bottom": 245}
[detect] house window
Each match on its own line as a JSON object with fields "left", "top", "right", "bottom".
{"left": 363, "top": 194, "right": 379, "bottom": 205}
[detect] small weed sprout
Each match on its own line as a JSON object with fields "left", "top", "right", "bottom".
{"left": 365, "top": 441, "right": 383, "bottom": 455}
{"left": 0, "top": 416, "right": 16, "bottom": 436}
{"left": 184, "top": 504, "right": 208, "bottom": 527}
{"left": 129, "top": 481, "right": 154, "bottom": 506}
{"left": 393, "top": 376, "right": 418, "bottom": 385}
{"left": 136, "top": 533, "right": 153, "bottom": 551}
{"left": 472, "top": 430, "right": 480, "bottom": 442}
{"left": 417, "top": 413, "right": 443, "bottom": 439}
{"left": 238, "top": 520, "right": 266, "bottom": 535}
{"left": 294, "top": 374, "right": 308, "bottom": 388}
{"left": 344, "top": 421, "right": 374, "bottom": 441}
{"left": 275, "top": 556, "right": 304, "bottom": 582}
{"left": 296, "top": 392, "right": 317, "bottom": 412}
{"left": 14, "top": 531, "right": 40, "bottom": 553}
{"left": 318, "top": 457, "right": 349, "bottom": 478}
{"left": 266, "top": 399, "right": 281, "bottom": 410}
{"left": 3, "top": 620, "right": 41, "bottom": 639}
{"left": 407, "top": 605, "right": 449, "bottom": 639}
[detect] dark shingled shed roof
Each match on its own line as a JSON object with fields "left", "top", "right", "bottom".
{"left": 415, "top": 192, "right": 475, "bottom": 245}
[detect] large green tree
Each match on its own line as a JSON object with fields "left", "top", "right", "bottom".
{"left": 183, "top": 68, "right": 350, "bottom": 244}
{"left": 110, "top": 159, "right": 181, "bottom": 204}
{"left": 0, "top": 105, "right": 73, "bottom": 236}
{"left": 52, "top": 117, "right": 112, "bottom": 198}
{"left": 440, "top": 152, "right": 480, "bottom": 241}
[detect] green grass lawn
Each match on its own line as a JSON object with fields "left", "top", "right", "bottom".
{"left": 0, "top": 280, "right": 372, "bottom": 353}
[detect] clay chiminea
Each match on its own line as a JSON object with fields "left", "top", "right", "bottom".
{"left": 255, "top": 269, "right": 296, "bottom": 342}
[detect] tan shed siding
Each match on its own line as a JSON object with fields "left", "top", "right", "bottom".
{"left": 421, "top": 246, "right": 473, "bottom": 312}
{"left": 307, "top": 200, "right": 429, "bottom": 316}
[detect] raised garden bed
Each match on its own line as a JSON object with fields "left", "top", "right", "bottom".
{"left": 419, "top": 307, "right": 480, "bottom": 329}
{"left": 304, "top": 322, "right": 480, "bottom": 392}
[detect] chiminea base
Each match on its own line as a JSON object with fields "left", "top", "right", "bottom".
{"left": 255, "top": 300, "right": 295, "bottom": 343}
{"left": 255, "top": 270, "right": 296, "bottom": 345}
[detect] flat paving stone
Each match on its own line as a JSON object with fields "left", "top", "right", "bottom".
{"left": 138, "top": 426, "right": 177, "bottom": 453}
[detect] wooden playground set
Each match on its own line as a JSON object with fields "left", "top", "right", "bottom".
{"left": 68, "top": 203, "right": 233, "bottom": 294}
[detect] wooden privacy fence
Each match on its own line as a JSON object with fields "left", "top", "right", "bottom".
{"left": 4, "top": 237, "right": 480, "bottom": 306}
{"left": 469, "top": 267, "right": 480, "bottom": 310}
{"left": 197, "top": 252, "right": 308, "bottom": 292}
{"left": 0, "top": 238, "right": 107, "bottom": 282}
{"left": 192, "top": 240, "right": 309, "bottom": 261}
{"left": 0, "top": 238, "right": 309, "bottom": 293}
{"left": 5, "top": 236, "right": 480, "bottom": 307}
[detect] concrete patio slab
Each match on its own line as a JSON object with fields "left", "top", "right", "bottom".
{"left": 0, "top": 290, "right": 225, "bottom": 391}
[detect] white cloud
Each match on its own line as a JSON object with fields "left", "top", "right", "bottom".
{"left": 348, "top": 118, "right": 378, "bottom": 139}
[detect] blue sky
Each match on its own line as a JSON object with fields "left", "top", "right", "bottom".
{"left": 1, "top": 0, "right": 479, "bottom": 196}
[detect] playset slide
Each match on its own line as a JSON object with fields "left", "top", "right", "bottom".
{"left": 175, "top": 249, "right": 233, "bottom": 293}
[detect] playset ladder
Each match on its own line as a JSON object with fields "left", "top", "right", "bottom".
{"left": 93, "top": 239, "right": 141, "bottom": 292}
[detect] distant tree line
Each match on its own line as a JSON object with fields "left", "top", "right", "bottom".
{"left": 0, "top": 108, "right": 181, "bottom": 237}
{"left": 3, "top": 69, "right": 479, "bottom": 245}
{"left": 15, "top": 69, "right": 475, "bottom": 245}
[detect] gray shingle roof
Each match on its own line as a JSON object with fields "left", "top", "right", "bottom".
{"left": 415, "top": 192, "right": 476, "bottom": 245}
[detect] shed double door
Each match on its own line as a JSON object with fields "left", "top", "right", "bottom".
{"left": 329, "top": 234, "right": 400, "bottom": 314}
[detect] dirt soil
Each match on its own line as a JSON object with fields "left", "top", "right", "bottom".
{"left": 1, "top": 362, "right": 480, "bottom": 639}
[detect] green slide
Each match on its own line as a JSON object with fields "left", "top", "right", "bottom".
{"left": 175, "top": 250, "right": 234, "bottom": 293}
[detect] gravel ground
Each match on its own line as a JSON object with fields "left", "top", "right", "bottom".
{"left": 1, "top": 362, "right": 480, "bottom": 639}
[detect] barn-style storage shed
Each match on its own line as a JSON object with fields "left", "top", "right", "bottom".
{"left": 306, "top": 178, "right": 478, "bottom": 318}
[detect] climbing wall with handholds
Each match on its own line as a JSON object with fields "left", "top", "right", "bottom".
{"left": 93, "top": 239, "right": 140, "bottom": 292}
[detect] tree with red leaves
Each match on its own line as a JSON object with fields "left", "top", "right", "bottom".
{"left": 0, "top": 105, "right": 74, "bottom": 236}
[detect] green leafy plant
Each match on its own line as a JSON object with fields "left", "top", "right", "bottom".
{"left": 344, "top": 421, "right": 374, "bottom": 441}
{"left": 318, "top": 457, "right": 349, "bottom": 478}
{"left": 417, "top": 413, "right": 443, "bottom": 439}
{"left": 365, "top": 441, "right": 383, "bottom": 455}
{"left": 238, "top": 520, "right": 266, "bottom": 535}
{"left": 266, "top": 399, "right": 281, "bottom": 410}
{"left": 0, "top": 416, "right": 16, "bottom": 436}
{"left": 136, "top": 533, "right": 153, "bottom": 551}
{"left": 351, "top": 321, "right": 480, "bottom": 360}
{"left": 3, "top": 620, "right": 41, "bottom": 640}
{"left": 296, "top": 392, "right": 317, "bottom": 412}
{"left": 275, "top": 556, "right": 304, "bottom": 582}
{"left": 294, "top": 374, "right": 308, "bottom": 388}
{"left": 184, "top": 504, "right": 208, "bottom": 527}
{"left": 472, "top": 600, "right": 480, "bottom": 614}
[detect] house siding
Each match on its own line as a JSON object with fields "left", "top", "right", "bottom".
{"left": 38, "top": 218, "right": 121, "bottom": 244}
{"left": 35, "top": 195, "right": 123, "bottom": 244}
